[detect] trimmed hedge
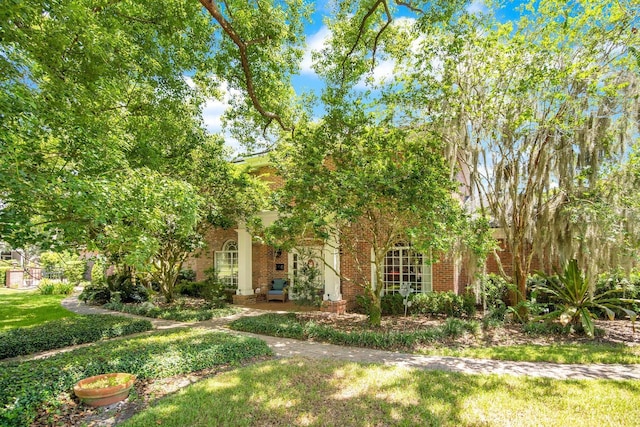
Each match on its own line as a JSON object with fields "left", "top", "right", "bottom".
{"left": 356, "top": 291, "right": 477, "bottom": 318}
{"left": 229, "top": 313, "right": 480, "bottom": 351}
{"left": 0, "top": 328, "right": 272, "bottom": 427}
{"left": 103, "top": 301, "right": 240, "bottom": 322}
{"left": 0, "top": 315, "right": 153, "bottom": 359}
{"left": 411, "top": 291, "right": 477, "bottom": 318}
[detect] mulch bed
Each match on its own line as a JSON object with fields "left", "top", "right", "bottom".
{"left": 296, "top": 311, "right": 640, "bottom": 347}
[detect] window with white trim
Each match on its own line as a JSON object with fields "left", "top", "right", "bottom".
{"left": 215, "top": 240, "right": 238, "bottom": 289}
{"left": 383, "top": 243, "right": 431, "bottom": 295}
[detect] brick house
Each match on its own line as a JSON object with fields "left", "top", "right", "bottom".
{"left": 185, "top": 152, "right": 502, "bottom": 313}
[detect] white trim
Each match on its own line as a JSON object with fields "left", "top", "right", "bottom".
{"left": 372, "top": 245, "right": 432, "bottom": 295}
{"left": 215, "top": 239, "right": 238, "bottom": 290}
{"left": 235, "top": 225, "right": 253, "bottom": 296}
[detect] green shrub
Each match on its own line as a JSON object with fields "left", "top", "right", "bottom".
{"left": 355, "top": 293, "right": 412, "bottom": 316}
{"left": 290, "top": 259, "right": 324, "bottom": 307}
{"left": 229, "top": 313, "right": 481, "bottom": 351}
{"left": 78, "top": 282, "right": 112, "bottom": 305}
{"left": 479, "top": 274, "right": 511, "bottom": 320}
{"left": 177, "top": 280, "right": 208, "bottom": 297}
{"left": 37, "top": 279, "right": 55, "bottom": 295}
{"left": 0, "top": 328, "right": 272, "bottom": 427}
{"left": 595, "top": 270, "right": 640, "bottom": 316}
{"left": 37, "top": 279, "right": 74, "bottom": 295}
{"left": 355, "top": 294, "right": 372, "bottom": 314}
{"left": 107, "top": 273, "right": 149, "bottom": 303}
{"left": 0, "top": 265, "right": 12, "bottom": 287}
{"left": 411, "top": 291, "right": 476, "bottom": 318}
{"left": 0, "top": 315, "right": 152, "bottom": 359}
{"left": 176, "top": 268, "right": 229, "bottom": 307}
{"left": 103, "top": 301, "right": 239, "bottom": 322}
{"left": 381, "top": 293, "right": 405, "bottom": 315}
{"left": 177, "top": 268, "right": 197, "bottom": 283}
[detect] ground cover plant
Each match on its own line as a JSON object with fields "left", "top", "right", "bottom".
{"left": 230, "top": 312, "right": 640, "bottom": 364}
{"left": 0, "top": 328, "right": 272, "bottom": 426}
{"left": 122, "top": 357, "right": 640, "bottom": 427}
{"left": 229, "top": 313, "right": 481, "bottom": 350}
{"left": 0, "top": 314, "right": 153, "bottom": 359}
{"left": 0, "top": 288, "right": 76, "bottom": 330}
{"left": 103, "top": 299, "right": 240, "bottom": 322}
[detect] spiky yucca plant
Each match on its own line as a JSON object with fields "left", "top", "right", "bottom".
{"left": 536, "top": 260, "right": 638, "bottom": 338}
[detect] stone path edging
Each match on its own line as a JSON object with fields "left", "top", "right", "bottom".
{"left": 59, "top": 296, "right": 640, "bottom": 380}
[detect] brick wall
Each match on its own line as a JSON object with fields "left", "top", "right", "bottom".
{"left": 432, "top": 257, "right": 458, "bottom": 293}
{"left": 252, "top": 166, "right": 284, "bottom": 191}
{"left": 184, "top": 227, "right": 237, "bottom": 281}
{"left": 485, "top": 238, "right": 543, "bottom": 279}
{"left": 339, "top": 240, "right": 371, "bottom": 310}
{"left": 251, "top": 243, "right": 289, "bottom": 293}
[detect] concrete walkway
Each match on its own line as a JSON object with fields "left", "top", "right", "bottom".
{"left": 60, "top": 296, "right": 640, "bottom": 381}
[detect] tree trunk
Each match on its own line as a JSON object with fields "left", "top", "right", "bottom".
{"left": 511, "top": 241, "right": 529, "bottom": 321}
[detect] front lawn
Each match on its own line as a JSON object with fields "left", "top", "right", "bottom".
{"left": 123, "top": 358, "right": 640, "bottom": 427}
{"left": 0, "top": 288, "right": 76, "bottom": 330}
{"left": 0, "top": 328, "right": 272, "bottom": 426}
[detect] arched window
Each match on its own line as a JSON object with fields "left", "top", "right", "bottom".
{"left": 222, "top": 240, "right": 238, "bottom": 252}
{"left": 383, "top": 243, "right": 431, "bottom": 295}
{"left": 215, "top": 240, "right": 238, "bottom": 289}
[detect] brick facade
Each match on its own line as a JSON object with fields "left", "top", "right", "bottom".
{"left": 184, "top": 227, "right": 238, "bottom": 282}
{"left": 186, "top": 155, "right": 542, "bottom": 312}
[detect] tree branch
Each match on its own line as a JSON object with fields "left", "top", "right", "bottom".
{"left": 198, "top": 0, "right": 293, "bottom": 133}
{"left": 395, "top": 0, "right": 424, "bottom": 14}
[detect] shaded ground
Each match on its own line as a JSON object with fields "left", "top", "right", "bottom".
{"left": 29, "top": 298, "right": 640, "bottom": 426}
{"left": 295, "top": 311, "right": 640, "bottom": 347}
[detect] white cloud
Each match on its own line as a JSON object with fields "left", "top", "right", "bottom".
{"left": 466, "top": 0, "right": 488, "bottom": 15}
{"left": 301, "top": 25, "right": 332, "bottom": 75}
{"left": 201, "top": 97, "right": 227, "bottom": 134}
{"left": 183, "top": 76, "right": 242, "bottom": 154}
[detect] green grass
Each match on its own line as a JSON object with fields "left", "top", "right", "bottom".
{"left": 0, "top": 288, "right": 76, "bottom": 330}
{"left": 0, "top": 328, "right": 272, "bottom": 426}
{"left": 122, "top": 357, "right": 640, "bottom": 427}
{"left": 419, "top": 342, "right": 640, "bottom": 364}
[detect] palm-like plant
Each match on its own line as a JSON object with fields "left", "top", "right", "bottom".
{"left": 535, "top": 259, "right": 638, "bottom": 337}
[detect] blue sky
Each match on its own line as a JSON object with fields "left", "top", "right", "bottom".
{"left": 202, "top": 0, "right": 525, "bottom": 153}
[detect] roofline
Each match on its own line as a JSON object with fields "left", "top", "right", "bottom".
{"left": 231, "top": 149, "right": 272, "bottom": 168}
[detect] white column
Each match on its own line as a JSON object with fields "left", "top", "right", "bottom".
{"left": 236, "top": 224, "right": 253, "bottom": 296}
{"left": 323, "top": 232, "right": 342, "bottom": 301}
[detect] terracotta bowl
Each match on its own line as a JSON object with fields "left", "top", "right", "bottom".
{"left": 74, "top": 373, "right": 136, "bottom": 407}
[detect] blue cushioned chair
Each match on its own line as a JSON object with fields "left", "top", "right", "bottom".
{"left": 267, "top": 279, "right": 288, "bottom": 302}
